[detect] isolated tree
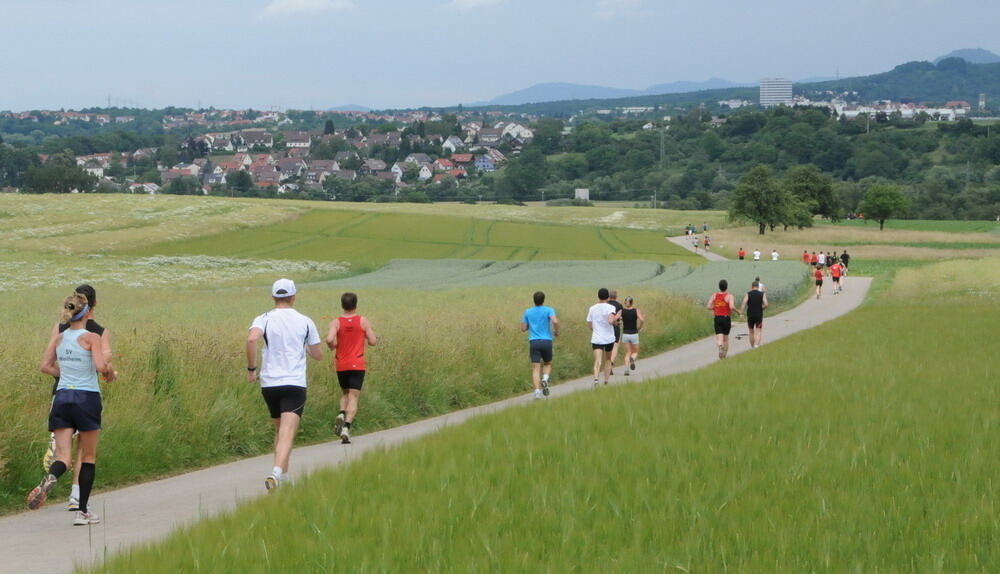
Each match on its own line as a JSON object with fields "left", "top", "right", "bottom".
{"left": 859, "top": 184, "right": 908, "bottom": 230}
{"left": 783, "top": 164, "right": 840, "bottom": 219}
{"left": 729, "top": 165, "right": 787, "bottom": 234}
{"left": 324, "top": 119, "right": 336, "bottom": 135}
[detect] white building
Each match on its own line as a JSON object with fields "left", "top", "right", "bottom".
{"left": 760, "top": 78, "right": 793, "bottom": 108}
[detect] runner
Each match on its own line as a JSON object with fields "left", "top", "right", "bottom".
{"left": 840, "top": 249, "right": 851, "bottom": 270}
{"left": 802, "top": 250, "right": 810, "bottom": 265}
{"left": 817, "top": 251, "right": 827, "bottom": 267}
{"left": 29, "top": 292, "right": 115, "bottom": 526}
{"left": 755, "top": 276, "right": 766, "bottom": 294}
{"left": 771, "top": 249, "right": 779, "bottom": 261}
{"left": 520, "top": 291, "right": 560, "bottom": 398}
{"left": 738, "top": 247, "right": 746, "bottom": 260}
{"left": 810, "top": 251, "right": 819, "bottom": 267}
{"left": 607, "top": 290, "right": 624, "bottom": 374}
{"left": 246, "top": 279, "right": 323, "bottom": 491}
{"left": 619, "top": 297, "right": 645, "bottom": 374}
{"left": 830, "top": 260, "right": 844, "bottom": 294}
{"left": 752, "top": 248, "right": 761, "bottom": 262}
{"left": 40, "top": 284, "right": 112, "bottom": 512}
{"left": 327, "top": 292, "right": 378, "bottom": 443}
{"left": 814, "top": 265, "right": 825, "bottom": 299}
{"left": 586, "top": 288, "right": 619, "bottom": 386}
{"left": 704, "top": 235, "right": 711, "bottom": 251}
{"left": 706, "top": 280, "right": 739, "bottom": 359}
{"left": 739, "top": 280, "right": 769, "bottom": 349}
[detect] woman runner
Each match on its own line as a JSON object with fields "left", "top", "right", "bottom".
{"left": 30, "top": 292, "right": 115, "bottom": 525}
{"left": 619, "top": 297, "right": 645, "bottom": 375}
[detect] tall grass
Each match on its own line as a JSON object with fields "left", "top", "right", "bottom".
{"left": 91, "top": 258, "right": 1000, "bottom": 573}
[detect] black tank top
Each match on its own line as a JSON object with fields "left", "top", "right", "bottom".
{"left": 746, "top": 290, "right": 764, "bottom": 316}
{"left": 621, "top": 308, "right": 639, "bottom": 334}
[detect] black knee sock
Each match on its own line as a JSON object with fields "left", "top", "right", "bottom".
{"left": 48, "top": 460, "right": 68, "bottom": 479}
{"left": 78, "top": 463, "right": 96, "bottom": 514}
{"left": 344, "top": 421, "right": 352, "bottom": 428}
{"left": 339, "top": 410, "right": 346, "bottom": 416}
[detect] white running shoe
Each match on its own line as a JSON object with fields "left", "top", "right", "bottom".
{"left": 68, "top": 496, "right": 80, "bottom": 512}
{"left": 541, "top": 379, "right": 550, "bottom": 397}
{"left": 264, "top": 473, "right": 279, "bottom": 492}
{"left": 340, "top": 427, "right": 351, "bottom": 444}
{"left": 333, "top": 412, "right": 346, "bottom": 437}
{"left": 26, "top": 474, "right": 58, "bottom": 510}
{"left": 42, "top": 433, "right": 56, "bottom": 474}
{"left": 73, "top": 511, "right": 100, "bottom": 526}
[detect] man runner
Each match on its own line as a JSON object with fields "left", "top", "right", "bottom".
{"left": 327, "top": 292, "right": 378, "bottom": 443}
{"left": 739, "top": 280, "right": 769, "bottom": 349}
{"left": 247, "top": 278, "right": 323, "bottom": 491}
{"left": 830, "top": 260, "right": 845, "bottom": 294}
{"left": 607, "top": 290, "right": 624, "bottom": 373}
{"left": 753, "top": 248, "right": 761, "bottom": 262}
{"left": 738, "top": 248, "right": 746, "bottom": 260}
{"left": 521, "top": 291, "right": 560, "bottom": 399}
{"left": 706, "top": 279, "right": 740, "bottom": 359}
{"left": 586, "top": 288, "right": 619, "bottom": 386}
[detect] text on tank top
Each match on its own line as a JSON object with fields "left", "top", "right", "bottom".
{"left": 56, "top": 329, "right": 100, "bottom": 393}
{"left": 335, "top": 315, "right": 367, "bottom": 371}
{"left": 620, "top": 308, "right": 639, "bottom": 334}
{"left": 712, "top": 293, "right": 731, "bottom": 316}
{"left": 746, "top": 290, "right": 764, "bottom": 316}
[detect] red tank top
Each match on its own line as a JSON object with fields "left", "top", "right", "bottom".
{"left": 335, "top": 315, "right": 366, "bottom": 371}
{"left": 712, "top": 292, "right": 731, "bottom": 316}
{"left": 814, "top": 268, "right": 824, "bottom": 280}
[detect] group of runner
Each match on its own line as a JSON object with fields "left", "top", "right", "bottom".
{"left": 737, "top": 248, "right": 781, "bottom": 262}
{"left": 27, "top": 279, "right": 379, "bottom": 524}
{"left": 802, "top": 249, "right": 850, "bottom": 298}
{"left": 705, "top": 278, "right": 770, "bottom": 358}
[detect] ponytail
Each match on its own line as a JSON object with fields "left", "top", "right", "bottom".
{"left": 60, "top": 293, "right": 89, "bottom": 324}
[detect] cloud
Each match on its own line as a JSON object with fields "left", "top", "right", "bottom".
{"left": 593, "top": 0, "right": 642, "bottom": 20}
{"left": 447, "top": 0, "right": 505, "bottom": 10}
{"left": 260, "top": 0, "right": 354, "bottom": 18}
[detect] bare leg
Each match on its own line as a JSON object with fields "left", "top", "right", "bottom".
{"left": 747, "top": 327, "right": 756, "bottom": 348}
{"left": 592, "top": 348, "right": 603, "bottom": 380}
{"left": 343, "top": 389, "right": 361, "bottom": 423}
{"left": 52, "top": 428, "right": 76, "bottom": 468}
{"left": 541, "top": 361, "right": 552, "bottom": 380}
{"left": 272, "top": 412, "right": 300, "bottom": 474}
{"left": 602, "top": 350, "right": 612, "bottom": 382}
{"left": 531, "top": 362, "right": 542, "bottom": 390}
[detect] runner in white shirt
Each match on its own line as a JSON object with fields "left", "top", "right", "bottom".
{"left": 246, "top": 279, "right": 323, "bottom": 492}
{"left": 771, "top": 249, "right": 779, "bottom": 261}
{"left": 752, "top": 249, "right": 761, "bottom": 261}
{"left": 817, "top": 251, "right": 827, "bottom": 266}
{"left": 586, "top": 288, "right": 619, "bottom": 386}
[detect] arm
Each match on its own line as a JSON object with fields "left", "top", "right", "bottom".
{"left": 728, "top": 294, "right": 740, "bottom": 316}
{"left": 550, "top": 315, "right": 560, "bottom": 337}
{"left": 307, "top": 343, "right": 324, "bottom": 361}
{"left": 705, "top": 296, "right": 714, "bottom": 311}
{"left": 739, "top": 294, "right": 749, "bottom": 316}
{"left": 762, "top": 293, "right": 769, "bottom": 309}
{"left": 78, "top": 332, "right": 110, "bottom": 377}
{"left": 39, "top": 331, "right": 61, "bottom": 377}
{"left": 101, "top": 328, "right": 113, "bottom": 369}
{"left": 636, "top": 309, "right": 645, "bottom": 331}
{"left": 363, "top": 317, "right": 378, "bottom": 346}
{"left": 246, "top": 327, "right": 263, "bottom": 383}
{"left": 520, "top": 321, "right": 528, "bottom": 333}
{"left": 325, "top": 319, "right": 339, "bottom": 350}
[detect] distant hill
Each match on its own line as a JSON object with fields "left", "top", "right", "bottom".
{"left": 476, "top": 78, "right": 748, "bottom": 106}
{"left": 933, "top": 48, "right": 1000, "bottom": 65}
{"left": 327, "top": 104, "right": 372, "bottom": 112}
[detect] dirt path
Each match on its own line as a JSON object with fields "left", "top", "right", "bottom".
{"left": 668, "top": 234, "right": 728, "bottom": 261}
{"left": 0, "top": 273, "right": 872, "bottom": 573}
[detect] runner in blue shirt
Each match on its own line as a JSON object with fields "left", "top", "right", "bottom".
{"left": 521, "top": 291, "right": 560, "bottom": 399}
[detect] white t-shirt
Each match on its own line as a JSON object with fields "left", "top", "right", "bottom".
{"left": 771, "top": 251, "right": 779, "bottom": 261}
{"left": 757, "top": 281, "right": 767, "bottom": 293}
{"left": 586, "top": 302, "right": 618, "bottom": 345}
{"left": 818, "top": 253, "right": 827, "bottom": 265}
{"left": 752, "top": 250, "right": 761, "bottom": 261}
{"left": 249, "top": 308, "right": 321, "bottom": 388}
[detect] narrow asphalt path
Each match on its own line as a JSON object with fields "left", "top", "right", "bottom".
{"left": 0, "top": 270, "right": 872, "bottom": 573}
{"left": 668, "top": 235, "right": 728, "bottom": 261}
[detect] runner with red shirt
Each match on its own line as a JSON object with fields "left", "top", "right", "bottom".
{"left": 814, "top": 266, "right": 825, "bottom": 299}
{"left": 705, "top": 279, "right": 740, "bottom": 359}
{"left": 326, "top": 292, "right": 378, "bottom": 444}
{"left": 830, "top": 261, "right": 844, "bottom": 294}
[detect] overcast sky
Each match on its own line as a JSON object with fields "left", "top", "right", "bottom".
{"left": 2, "top": 0, "right": 997, "bottom": 111}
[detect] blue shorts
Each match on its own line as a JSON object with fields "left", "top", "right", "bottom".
{"left": 529, "top": 340, "right": 553, "bottom": 363}
{"left": 49, "top": 389, "right": 102, "bottom": 432}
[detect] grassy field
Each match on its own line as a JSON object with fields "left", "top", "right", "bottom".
{"left": 91, "top": 258, "right": 999, "bottom": 573}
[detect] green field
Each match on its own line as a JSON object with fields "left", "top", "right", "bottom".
{"left": 91, "top": 258, "right": 1000, "bottom": 573}
{"left": 831, "top": 218, "right": 1000, "bottom": 233}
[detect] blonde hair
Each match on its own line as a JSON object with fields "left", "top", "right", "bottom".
{"left": 60, "top": 293, "right": 89, "bottom": 324}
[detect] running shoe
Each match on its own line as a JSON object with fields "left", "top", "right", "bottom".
{"left": 541, "top": 379, "right": 550, "bottom": 396}
{"left": 533, "top": 389, "right": 543, "bottom": 399}
{"left": 68, "top": 496, "right": 80, "bottom": 512}
{"left": 333, "top": 412, "right": 346, "bottom": 437}
{"left": 26, "top": 474, "right": 58, "bottom": 510}
{"left": 42, "top": 433, "right": 56, "bottom": 474}
{"left": 629, "top": 358, "right": 636, "bottom": 371}
{"left": 593, "top": 379, "right": 599, "bottom": 387}
{"left": 340, "top": 427, "right": 351, "bottom": 444}
{"left": 73, "top": 511, "right": 100, "bottom": 526}
{"left": 624, "top": 369, "right": 629, "bottom": 377}
{"left": 264, "top": 473, "right": 279, "bottom": 492}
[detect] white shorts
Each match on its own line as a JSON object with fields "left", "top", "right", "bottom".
{"left": 621, "top": 333, "right": 640, "bottom": 344}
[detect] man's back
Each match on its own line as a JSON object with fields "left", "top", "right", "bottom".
{"left": 251, "top": 308, "right": 320, "bottom": 387}
{"left": 587, "top": 302, "right": 616, "bottom": 344}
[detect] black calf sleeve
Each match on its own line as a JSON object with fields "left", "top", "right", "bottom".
{"left": 48, "top": 460, "right": 68, "bottom": 479}
{"left": 78, "top": 463, "right": 96, "bottom": 514}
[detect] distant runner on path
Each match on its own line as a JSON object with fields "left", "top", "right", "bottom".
{"left": 830, "top": 261, "right": 845, "bottom": 294}
{"left": 246, "top": 279, "right": 323, "bottom": 491}
{"left": 840, "top": 249, "right": 851, "bottom": 270}
{"left": 753, "top": 248, "right": 761, "bottom": 262}
{"left": 327, "top": 292, "right": 378, "bottom": 443}
{"left": 619, "top": 297, "right": 645, "bottom": 375}
{"left": 706, "top": 279, "right": 740, "bottom": 359}
{"left": 739, "top": 281, "right": 769, "bottom": 349}
{"left": 608, "top": 290, "right": 624, "bottom": 373}
{"left": 738, "top": 248, "right": 746, "bottom": 260}
{"left": 520, "top": 291, "right": 560, "bottom": 399}
{"left": 586, "top": 288, "right": 619, "bottom": 386}
{"left": 29, "top": 292, "right": 115, "bottom": 526}
{"left": 814, "top": 266, "right": 825, "bottom": 299}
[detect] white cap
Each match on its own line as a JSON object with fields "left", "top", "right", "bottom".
{"left": 271, "top": 278, "right": 297, "bottom": 297}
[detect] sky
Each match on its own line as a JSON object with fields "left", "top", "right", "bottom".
{"left": 1, "top": 0, "right": 998, "bottom": 111}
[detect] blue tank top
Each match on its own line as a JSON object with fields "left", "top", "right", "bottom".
{"left": 56, "top": 329, "right": 100, "bottom": 393}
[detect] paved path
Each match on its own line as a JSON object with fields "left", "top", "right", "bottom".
{"left": 0, "top": 276, "right": 872, "bottom": 573}
{"left": 668, "top": 235, "right": 728, "bottom": 261}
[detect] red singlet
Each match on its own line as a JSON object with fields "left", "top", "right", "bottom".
{"left": 335, "top": 315, "right": 367, "bottom": 371}
{"left": 814, "top": 268, "right": 824, "bottom": 281}
{"left": 712, "top": 292, "right": 731, "bottom": 316}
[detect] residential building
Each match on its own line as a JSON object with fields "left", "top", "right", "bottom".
{"left": 760, "top": 78, "right": 793, "bottom": 108}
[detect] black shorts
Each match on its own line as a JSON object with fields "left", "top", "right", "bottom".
{"left": 49, "top": 389, "right": 102, "bottom": 432}
{"left": 815, "top": 280, "right": 823, "bottom": 286}
{"left": 739, "top": 256, "right": 745, "bottom": 260}
{"left": 613, "top": 326, "right": 621, "bottom": 342}
{"left": 832, "top": 276, "right": 840, "bottom": 283}
{"left": 747, "top": 315, "right": 763, "bottom": 329}
{"left": 261, "top": 385, "right": 307, "bottom": 419}
{"left": 337, "top": 370, "right": 366, "bottom": 391}
{"left": 714, "top": 316, "right": 732, "bottom": 335}
{"left": 591, "top": 342, "right": 614, "bottom": 353}
{"left": 529, "top": 339, "right": 553, "bottom": 364}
